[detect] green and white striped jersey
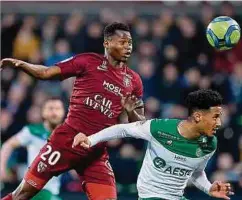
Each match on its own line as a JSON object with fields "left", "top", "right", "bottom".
{"left": 16, "top": 123, "right": 61, "bottom": 195}
{"left": 89, "top": 119, "right": 217, "bottom": 200}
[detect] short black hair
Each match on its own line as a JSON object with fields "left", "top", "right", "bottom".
{"left": 186, "top": 89, "right": 223, "bottom": 115}
{"left": 104, "top": 22, "right": 130, "bottom": 39}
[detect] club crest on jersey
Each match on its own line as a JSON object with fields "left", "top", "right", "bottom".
{"left": 196, "top": 147, "right": 202, "bottom": 157}
{"left": 123, "top": 75, "right": 131, "bottom": 87}
{"left": 97, "top": 61, "right": 108, "bottom": 71}
{"left": 37, "top": 161, "right": 47, "bottom": 173}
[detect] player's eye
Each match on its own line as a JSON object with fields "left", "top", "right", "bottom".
{"left": 213, "top": 115, "right": 219, "bottom": 119}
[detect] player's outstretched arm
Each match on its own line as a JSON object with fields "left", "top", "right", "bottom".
{"left": 190, "top": 154, "right": 234, "bottom": 199}
{"left": 0, "top": 58, "right": 61, "bottom": 80}
{"left": 0, "top": 136, "right": 21, "bottom": 182}
{"left": 72, "top": 120, "right": 152, "bottom": 149}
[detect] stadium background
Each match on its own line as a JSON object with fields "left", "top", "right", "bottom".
{"left": 1, "top": 1, "right": 242, "bottom": 199}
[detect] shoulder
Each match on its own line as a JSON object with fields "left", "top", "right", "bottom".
{"left": 74, "top": 53, "right": 104, "bottom": 61}
{"left": 149, "top": 118, "right": 181, "bottom": 140}
{"left": 27, "top": 123, "right": 45, "bottom": 136}
{"left": 206, "top": 136, "right": 217, "bottom": 152}
{"left": 150, "top": 118, "right": 181, "bottom": 133}
{"left": 127, "top": 68, "right": 142, "bottom": 82}
{"left": 19, "top": 125, "right": 31, "bottom": 134}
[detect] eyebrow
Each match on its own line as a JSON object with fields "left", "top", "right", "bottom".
{"left": 118, "top": 37, "right": 132, "bottom": 41}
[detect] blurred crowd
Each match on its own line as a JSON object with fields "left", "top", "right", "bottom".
{"left": 1, "top": 1, "right": 242, "bottom": 198}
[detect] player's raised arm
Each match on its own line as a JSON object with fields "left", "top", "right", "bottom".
{"left": 0, "top": 58, "right": 61, "bottom": 80}
{"left": 72, "top": 120, "right": 152, "bottom": 149}
{"left": 0, "top": 54, "right": 88, "bottom": 80}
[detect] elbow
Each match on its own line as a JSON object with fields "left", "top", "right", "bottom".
{"left": 1, "top": 142, "right": 13, "bottom": 152}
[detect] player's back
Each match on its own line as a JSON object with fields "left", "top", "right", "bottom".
{"left": 53, "top": 53, "right": 143, "bottom": 151}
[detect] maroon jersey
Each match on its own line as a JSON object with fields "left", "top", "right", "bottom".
{"left": 23, "top": 53, "right": 143, "bottom": 188}
{"left": 56, "top": 53, "right": 143, "bottom": 135}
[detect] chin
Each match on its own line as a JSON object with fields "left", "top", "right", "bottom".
{"left": 207, "top": 132, "right": 215, "bottom": 137}
{"left": 121, "top": 56, "right": 129, "bottom": 62}
{"left": 50, "top": 121, "right": 61, "bottom": 126}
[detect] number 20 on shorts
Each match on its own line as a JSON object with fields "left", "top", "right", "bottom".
{"left": 40, "top": 145, "right": 61, "bottom": 165}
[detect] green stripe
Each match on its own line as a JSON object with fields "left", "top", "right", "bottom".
{"left": 150, "top": 119, "right": 217, "bottom": 158}
{"left": 32, "top": 189, "right": 61, "bottom": 200}
{"left": 27, "top": 123, "right": 51, "bottom": 140}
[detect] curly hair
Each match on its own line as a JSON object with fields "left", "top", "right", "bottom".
{"left": 186, "top": 89, "right": 223, "bottom": 115}
{"left": 104, "top": 22, "right": 130, "bottom": 39}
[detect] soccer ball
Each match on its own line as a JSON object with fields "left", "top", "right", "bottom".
{"left": 206, "top": 16, "right": 241, "bottom": 51}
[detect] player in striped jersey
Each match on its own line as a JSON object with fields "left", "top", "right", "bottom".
{"left": 73, "top": 89, "right": 234, "bottom": 200}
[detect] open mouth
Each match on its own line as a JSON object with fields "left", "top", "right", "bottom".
{"left": 212, "top": 127, "right": 219, "bottom": 133}
{"left": 123, "top": 52, "right": 131, "bottom": 58}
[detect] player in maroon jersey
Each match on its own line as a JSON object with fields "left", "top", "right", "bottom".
{"left": 1, "top": 22, "right": 145, "bottom": 200}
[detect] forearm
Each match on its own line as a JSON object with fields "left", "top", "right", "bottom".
{"left": 191, "top": 170, "right": 212, "bottom": 195}
{"left": 88, "top": 121, "right": 151, "bottom": 147}
{"left": 0, "top": 143, "right": 15, "bottom": 171}
{"left": 127, "top": 110, "right": 146, "bottom": 122}
{"left": 88, "top": 124, "right": 132, "bottom": 147}
{"left": 17, "top": 62, "right": 56, "bottom": 80}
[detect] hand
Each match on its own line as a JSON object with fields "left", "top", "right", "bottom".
{"left": 0, "top": 58, "right": 23, "bottom": 71}
{"left": 209, "top": 181, "right": 234, "bottom": 200}
{"left": 121, "top": 93, "right": 139, "bottom": 113}
{"left": 72, "top": 132, "right": 91, "bottom": 149}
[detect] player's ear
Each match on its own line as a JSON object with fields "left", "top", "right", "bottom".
{"left": 103, "top": 38, "right": 109, "bottom": 49}
{"left": 193, "top": 111, "right": 202, "bottom": 123}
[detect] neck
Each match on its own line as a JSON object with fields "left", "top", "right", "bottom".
{"left": 43, "top": 121, "right": 56, "bottom": 132}
{"left": 178, "top": 118, "right": 201, "bottom": 140}
{"left": 105, "top": 52, "right": 125, "bottom": 68}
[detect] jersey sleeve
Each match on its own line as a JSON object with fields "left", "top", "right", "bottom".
{"left": 15, "top": 126, "right": 33, "bottom": 146}
{"left": 55, "top": 54, "right": 89, "bottom": 80}
{"left": 190, "top": 151, "right": 215, "bottom": 194}
{"left": 133, "top": 74, "right": 143, "bottom": 99}
{"left": 88, "top": 120, "right": 152, "bottom": 147}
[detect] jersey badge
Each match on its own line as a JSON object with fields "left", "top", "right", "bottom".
{"left": 37, "top": 161, "right": 48, "bottom": 173}
{"left": 123, "top": 75, "right": 131, "bottom": 87}
{"left": 97, "top": 61, "right": 108, "bottom": 71}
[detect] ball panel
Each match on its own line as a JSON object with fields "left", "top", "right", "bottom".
{"left": 206, "top": 33, "right": 215, "bottom": 47}
{"left": 212, "top": 16, "right": 233, "bottom": 22}
{"left": 209, "top": 21, "right": 229, "bottom": 39}
{"left": 219, "top": 46, "right": 232, "bottom": 51}
{"left": 229, "top": 29, "right": 241, "bottom": 45}
{"left": 206, "top": 29, "right": 219, "bottom": 48}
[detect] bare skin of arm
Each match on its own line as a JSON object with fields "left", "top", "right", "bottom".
{"left": 0, "top": 58, "right": 61, "bottom": 80}
{"left": 0, "top": 136, "right": 21, "bottom": 182}
{"left": 127, "top": 107, "right": 145, "bottom": 122}
{"left": 121, "top": 94, "right": 145, "bottom": 122}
